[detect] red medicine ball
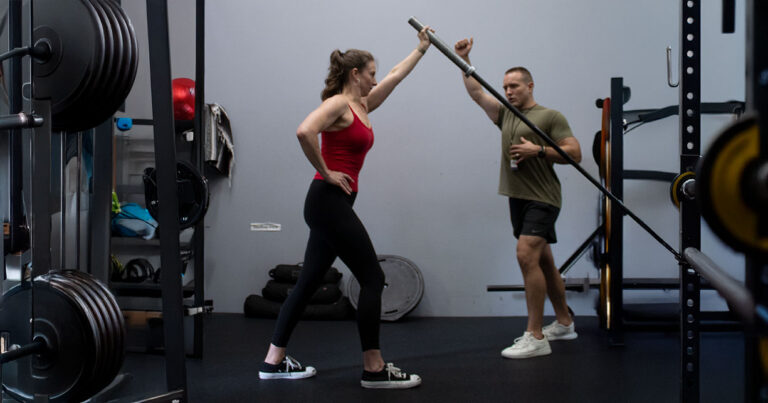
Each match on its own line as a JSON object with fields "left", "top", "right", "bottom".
{"left": 172, "top": 78, "right": 195, "bottom": 120}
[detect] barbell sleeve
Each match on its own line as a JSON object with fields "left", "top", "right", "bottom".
{"left": 0, "top": 113, "right": 44, "bottom": 131}
{"left": 0, "top": 338, "right": 47, "bottom": 364}
{"left": 683, "top": 247, "right": 755, "bottom": 324}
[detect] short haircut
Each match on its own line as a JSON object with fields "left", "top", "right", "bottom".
{"left": 504, "top": 66, "right": 533, "bottom": 83}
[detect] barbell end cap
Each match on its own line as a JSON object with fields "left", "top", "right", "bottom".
{"left": 408, "top": 17, "right": 424, "bottom": 30}
{"left": 31, "top": 39, "right": 53, "bottom": 63}
{"left": 31, "top": 114, "right": 44, "bottom": 127}
{"left": 681, "top": 178, "right": 696, "bottom": 201}
{"left": 596, "top": 98, "right": 604, "bottom": 109}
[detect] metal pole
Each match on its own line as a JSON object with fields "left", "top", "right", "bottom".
{"left": 146, "top": 0, "right": 188, "bottom": 397}
{"left": 76, "top": 132, "right": 82, "bottom": 270}
{"left": 0, "top": 113, "right": 43, "bottom": 130}
{"left": 608, "top": 78, "right": 625, "bottom": 344}
{"left": 192, "top": 0, "right": 206, "bottom": 359}
{"left": 745, "top": 1, "right": 768, "bottom": 400}
{"left": 8, "top": 0, "right": 25, "bottom": 254}
{"left": 678, "top": 0, "right": 702, "bottom": 400}
{"left": 59, "top": 132, "right": 66, "bottom": 270}
{"left": 407, "top": 17, "right": 682, "bottom": 262}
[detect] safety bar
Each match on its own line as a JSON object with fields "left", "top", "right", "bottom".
{"left": 683, "top": 247, "right": 755, "bottom": 324}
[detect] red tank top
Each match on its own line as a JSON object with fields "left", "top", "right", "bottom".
{"left": 313, "top": 105, "right": 374, "bottom": 192}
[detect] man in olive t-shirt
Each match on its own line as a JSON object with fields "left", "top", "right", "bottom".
{"left": 455, "top": 37, "right": 583, "bottom": 359}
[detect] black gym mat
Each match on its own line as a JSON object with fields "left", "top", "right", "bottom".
{"left": 112, "top": 314, "right": 743, "bottom": 402}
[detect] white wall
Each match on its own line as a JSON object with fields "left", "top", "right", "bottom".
{"left": 123, "top": 0, "right": 747, "bottom": 315}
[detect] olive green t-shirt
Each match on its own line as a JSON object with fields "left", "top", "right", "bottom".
{"left": 495, "top": 104, "right": 573, "bottom": 208}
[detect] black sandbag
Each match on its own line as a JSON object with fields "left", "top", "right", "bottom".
{"left": 262, "top": 280, "right": 342, "bottom": 304}
{"left": 268, "top": 264, "right": 342, "bottom": 284}
{"left": 243, "top": 294, "right": 353, "bottom": 320}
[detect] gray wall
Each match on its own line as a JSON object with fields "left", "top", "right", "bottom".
{"left": 121, "top": 0, "right": 746, "bottom": 315}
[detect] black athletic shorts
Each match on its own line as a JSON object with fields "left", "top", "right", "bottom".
{"left": 508, "top": 198, "right": 560, "bottom": 244}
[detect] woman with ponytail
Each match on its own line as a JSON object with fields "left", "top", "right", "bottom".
{"left": 259, "top": 26, "right": 432, "bottom": 389}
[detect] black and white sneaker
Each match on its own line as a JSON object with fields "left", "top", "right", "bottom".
{"left": 360, "top": 363, "right": 421, "bottom": 389}
{"left": 258, "top": 355, "right": 317, "bottom": 380}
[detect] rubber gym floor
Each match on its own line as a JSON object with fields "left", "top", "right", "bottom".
{"left": 113, "top": 314, "right": 743, "bottom": 402}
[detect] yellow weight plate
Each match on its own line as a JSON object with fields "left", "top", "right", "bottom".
{"left": 600, "top": 97, "right": 611, "bottom": 181}
{"left": 604, "top": 146, "right": 612, "bottom": 251}
{"left": 598, "top": 98, "right": 612, "bottom": 329}
{"left": 599, "top": 263, "right": 612, "bottom": 329}
{"left": 698, "top": 116, "right": 768, "bottom": 256}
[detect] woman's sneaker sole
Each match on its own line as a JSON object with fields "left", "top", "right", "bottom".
{"left": 259, "top": 366, "right": 317, "bottom": 380}
{"left": 546, "top": 332, "right": 578, "bottom": 341}
{"left": 361, "top": 375, "right": 421, "bottom": 389}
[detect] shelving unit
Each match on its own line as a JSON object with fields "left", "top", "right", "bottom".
{"left": 106, "top": 1, "right": 209, "bottom": 368}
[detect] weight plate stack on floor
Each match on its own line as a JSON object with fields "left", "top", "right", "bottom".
{"left": 0, "top": 271, "right": 125, "bottom": 402}
{"left": 346, "top": 255, "right": 424, "bottom": 322}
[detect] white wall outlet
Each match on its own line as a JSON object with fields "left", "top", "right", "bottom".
{"left": 250, "top": 222, "right": 281, "bottom": 232}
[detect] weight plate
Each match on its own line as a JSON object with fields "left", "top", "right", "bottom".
{"left": 103, "top": 0, "right": 139, "bottom": 117}
{"left": 70, "top": 271, "right": 125, "bottom": 375}
{"left": 598, "top": 97, "right": 612, "bottom": 330}
{"left": 604, "top": 146, "right": 612, "bottom": 251}
{"left": 346, "top": 255, "right": 424, "bottom": 322}
{"left": 698, "top": 116, "right": 768, "bottom": 256}
{"left": 47, "top": 274, "right": 108, "bottom": 397}
{"left": 45, "top": 276, "right": 103, "bottom": 392}
{"left": 51, "top": 0, "right": 117, "bottom": 131}
{"left": 66, "top": 271, "right": 125, "bottom": 381}
{"left": 143, "top": 161, "right": 210, "bottom": 230}
{"left": 58, "top": 272, "right": 121, "bottom": 390}
{"left": 600, "top": 97, "right": 611, "bottom": 183}
{"left": 88, "top": 0, "right": 120, "bottom": 98}
{"left": 599, "top": 263, "right": 612, "bottom": 329}
{"left": 0, "top": 282, "right": 97, "bottom": 402}
{"left": 53, "top": 0, "right": 116, "bottom": 131}
{"left": 591, "top": 130, "right": 601, "bottom": 166}
{"left": 87, "top": 0, "right": 129, "bottom": 126}
{"left": 599, "top": 97, "right": 612, "bottom": 251}
{"left": 81, "top": 0, "right": 113, "bottom": 104}
{"left": 33, "top": 0, "right": 106, "bottom": 129}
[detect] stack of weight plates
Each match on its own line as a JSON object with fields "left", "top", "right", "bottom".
{"left": 33, "top": 0, "right": 139, "bottom": 131}
{"left": 0, "top": 270, "right": 125, "bottom": 402}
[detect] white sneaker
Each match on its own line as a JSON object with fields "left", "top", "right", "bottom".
{"left": 542, "top": 320, "right": 578, "bottom": 341}
{"left": 501, "top": 332, "right": 551, "bottom": 359}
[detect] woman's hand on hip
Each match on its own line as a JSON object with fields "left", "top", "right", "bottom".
{"left": 325, "top": 170, "right": 354, "bottom": 195}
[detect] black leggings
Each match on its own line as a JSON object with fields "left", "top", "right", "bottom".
{"left": 271, "top": 179, "right": 385, "bottom": 351}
